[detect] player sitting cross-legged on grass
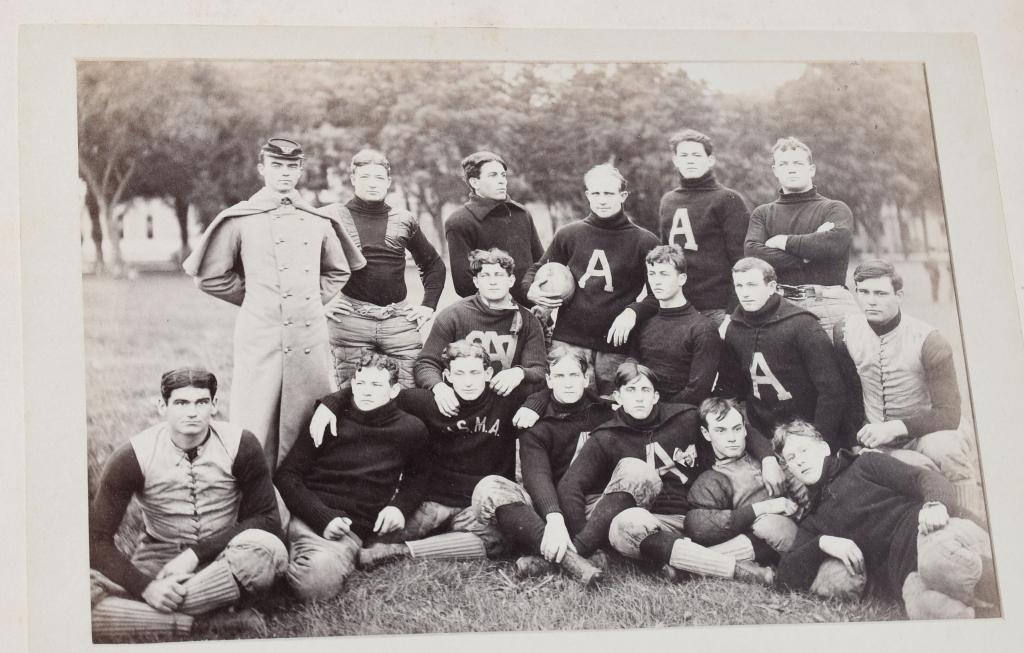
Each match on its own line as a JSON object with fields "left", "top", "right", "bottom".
{"left": 274, "top": 353, "right": 431, "bottom": 601}
{"left": 89, "top": 369, "right": 287, "bottom": 640}
{"left": 558, "top": 360, "right": 780, "bottom": 584}
{"left": 471, "top": 345, "right": 649, "bottom": 586}
{"left": 684, "top": 397, "right": 808, "bottom": 566}
{"left": 357, "top": 339, "right": 535, "bottom": 568}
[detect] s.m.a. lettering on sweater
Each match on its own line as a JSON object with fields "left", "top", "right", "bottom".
{"left": 666, "top": 208, "right": 698, "bottom": 251}
{"left": 448, "top": 415, "right": 503, "bottom": 437}
{"left": 748, "top": 352, "right": 793, "bottom": 401}
{"left": 577, "top": 249, "right": 615, "bottom": 292}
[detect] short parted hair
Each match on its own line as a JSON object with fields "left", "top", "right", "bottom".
{"left": 355, "top": 352, "right": 400, "bottom": 385}
{"left": 732, "top": 256, "right": 777, "bottom": 285}
{"left": 468, "top": 247, "right": 515, "bottom": 276}
{"left": 613, "top": 358, "right": 659, "bottom": 390}
{"left": 645, "top": 244, "right": 687, "bottom": 274}
{"left": 669, "top": 129, "right": 714, "bottom": 156}
{"left": 583, "top": 163, "right": 628, "bottom": 192}
{"left": 160, "top": 368, "right": 218, "bottom": 402}
{"left": 772, "top": 418, "right": 824, "bottom": 455}
{"left": 442, "top": 339, "right": 492, "bottom": 369}
{"left": 698, "top": 397, "right": 742, "bottom": 428}
{"left": 853, "top": 258, "right": 904, "bottom": 293}
{"left": 771, "top": 137, "right": 813, "bottom": 163}
{"left": 546, "top": 345, "right": 589, "bottom": 375}
{"left": 351, "top": 148, "right": 392, "bottom": 175}
{"left": 461, "top": 151, "right": 507, "bottom": 184}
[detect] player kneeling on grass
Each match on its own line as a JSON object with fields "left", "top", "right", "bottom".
{"left": 274, "top": 353, "right": 430, "bottom": 601}
{"left": 89, "top": 369, "right": 287, "bottom": 640}
{"left": 685, "top": 397, "right": 807, "bottom": 566}
{"left": 472, "top": 346, "right": 627, "bottom": 586}
{"left": 774, "top": 420, "right": 997, "bottom": 618}
{"left": 358, "top": 339, "right": 534, "bottom": 569}
{"left": 558, "top": 360, "right": 778, "bottom": 585}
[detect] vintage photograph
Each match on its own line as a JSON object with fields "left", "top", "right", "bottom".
{"left": 75, "top": 56, "right": 999, "bottom": 643}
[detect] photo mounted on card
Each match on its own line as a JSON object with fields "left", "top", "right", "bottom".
{"left": 20, "top": 24, "right": 1019, "bottom": 652}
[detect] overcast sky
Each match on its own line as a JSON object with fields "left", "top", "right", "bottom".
{"left": 678, "top": 63, "right": 807, "bottom": 94}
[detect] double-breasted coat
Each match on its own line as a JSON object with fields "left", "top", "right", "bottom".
{"left": 183, "top": 187, "right": 366, "bottom": 470}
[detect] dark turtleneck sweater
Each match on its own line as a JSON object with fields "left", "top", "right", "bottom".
{"left": 413, "top": 293, "right": 547, "bottom": 389}
{"left": 274, "top": 389, "right": 431, "bottom": 540}
{"left": 397, "top": 384, "right": 533, "bottom": 507}
{"left": 633, "top": 301, "right": 721, "bottom": 405}
{"left": 445, "top": 194, "right": 545, "bottom": 306}
{"left": 521, "top": 211, "right": 660, "bottom": 353}
{"left": 719, "top": 293, "right": 848, "bottom": 449}
{"left": 658, "top": 171, "right": 750, "bottom": 311}
{"left": 777, "top": 450, "right": 967, "bottom": 598}
{"left": 745, "top": 187, "right": 853, "bottom": 287}
{"left": 339, "top": 196, "right": 446, "bottom": 309}
{"left": 518, "top": 388, "right": 617, "bottom": 517}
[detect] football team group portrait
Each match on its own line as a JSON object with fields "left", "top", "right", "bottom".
{"left": 79, "top": 59, "right": 998, "bottom": 643}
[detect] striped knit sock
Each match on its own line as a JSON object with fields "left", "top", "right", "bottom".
{"left": 709, "top": 534, "right": 755, "bottom": 561}
{"left": 91, "top": 597, "right": 194, "bottom": 639}
{"left": 669, "top": 538, "right": 735, "bottom": 579}
{"left": 405, "top": 532, "right": 487, "bottom": 560}
{"left": 179, "top": 560, "right": 241, "bottom": 616}
{"left": 954, "top": 480, "right": 986, "bottom": 521}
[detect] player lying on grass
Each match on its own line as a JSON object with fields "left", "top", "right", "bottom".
{"left": 684, "top": 397, "right": 807, "bottom": 566}
{"left": 774, "top": 420, "right": 996, "bottom": 618}
{"left": 274, "top": 353, "right": 430, "bottom": 601}
{"left": 89, "top": 369, "right": 286, "bottom": 640}
{"left": 357, "top": 339, "right": 535, "bottom": 568}
{"left": 557, "top": 359, "right": 779, "bottom": 585}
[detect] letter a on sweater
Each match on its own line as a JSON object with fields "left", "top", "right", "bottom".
{"left": 668, "top": 208, "right": 698, "bottom": 251}
{"left": 578, "top": 250, "right": 614, "bottom": 292}
{"left": 749, "top": 352, "right": 793, "bottom": 400}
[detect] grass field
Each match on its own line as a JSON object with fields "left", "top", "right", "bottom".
{"left": 83, "top": 267, "right": 980, "bottom": 642}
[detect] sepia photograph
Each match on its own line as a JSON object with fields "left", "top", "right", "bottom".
{"left": 77, "top": 57, "right": 994, "bottom": 642}
{"left": 16, "top": 18, "right": 1024, "bottom": 653}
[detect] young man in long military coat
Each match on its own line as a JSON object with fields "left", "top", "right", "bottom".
{"left": 183, "top": 138, "right": 366, "bottom": 470}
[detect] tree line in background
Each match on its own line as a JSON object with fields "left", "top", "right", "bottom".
{"left": 78, "top": 60, "right": 944, "bottom": 275}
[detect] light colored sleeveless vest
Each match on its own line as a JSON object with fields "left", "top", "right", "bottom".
{"left": 842, "top": 313, "right": 936, "bottom": 424}
{"left": 130, "top": 420, "right": 244, "bottom": 545}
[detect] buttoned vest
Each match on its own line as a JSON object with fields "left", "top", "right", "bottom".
{"left": 130, "top": 421, "right": 244, "bottom": 545}
{"left": 842, "top": 313, "right": 936, "bottom": 424}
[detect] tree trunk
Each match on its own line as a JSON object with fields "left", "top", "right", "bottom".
{"left": 918, "top": 206, "right": 931, "bottom": 254}
{"left": 173, "top": 194, "right": 191, "bottom": 263}
{"left": 97, "top": 199, "right": 125, "bottom": 277}
{"left": 85, "top": 187, "right": 104, "bottom": 273}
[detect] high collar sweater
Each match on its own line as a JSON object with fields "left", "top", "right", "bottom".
{"left": 721, "top": 294, "right": 848, "bottom": 449}
{"left": 744, "top": 187, "right": 853, "bottom": 287}
{"left": 658, "top": 171, "right": 750, "bottom": 311}
{"left": 274, "top": 389, "right": 431, "bottom": 540}
{"left": 633, "top": 302, "right": 721, "bottom": 405}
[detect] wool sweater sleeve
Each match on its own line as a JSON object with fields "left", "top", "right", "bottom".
{"left": 625, "top": 232, "right": 663, "bottom": 324}
{"left": 903, "top": 331, "right": 961, "bottom": 438}
{"left": 192, "top": 432, "right": 283, "bottom": 563}
{"left": 859, "top": 451, "right": 961, "bottom": 515}
{"left": 799, "top": 318, "right": 847, "bottom": 449}
{"left": 516, "top": 309, "right": 549, "bottom": 384}
{"left": 194, "top": 219, "right": 246, "bottom": 306}
{"left": 89, "top": 442, "right": 152, "bottom": 598}
{"left": 413, "top": 309, "right": 458, "bottom": 389}
{"left": 388, "top": 420, "right": 433, "bottom": 517}
{"left": 684, "top": 470, "right": 758, "bottom": 545}
{"left": 520, "top": 231, "right": 563, "bottom": 297}
{"left": 714, "top": 334, "right": 751, "bottom": 400}
{"left": 721, "top": 191, "right": 751, "bottom": 266}
{"left": 320, "top": 221, "right": 355, "bottom": 303}
{"left": 407, "top": 228, "right": 447, "bottom": 310}
{"left": 833, "top": 320, "right": 866, "bottom": 445}
{"left": 520, "top": 387, "right": 553, "bottom": 416}
{"left": 784, "top": 201, "right": 854, "bottom": 263}
{"left": 744, "top": 207, "right": 806, "bottom": 271}
{"left": 274, "top": 420, "right": 351, "bottom": 535}
{"left": 676, "top": 318, "right": 722, "bottom": 406}
{"left": 519, "top": 429, "right": 562, "bottom": 517}
{"left": 445, "top": 215, "right": 477, "bottom": 298}
{"left": 557, "top": 437, "right": 614, "bottom": 536}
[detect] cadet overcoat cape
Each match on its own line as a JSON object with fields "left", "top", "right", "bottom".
{"left": 183, "top": 187, "right": 366, "bottom": 470}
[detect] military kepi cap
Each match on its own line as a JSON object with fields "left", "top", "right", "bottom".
{"left": 261, "top": 137, "right": 305, "bottom": 160}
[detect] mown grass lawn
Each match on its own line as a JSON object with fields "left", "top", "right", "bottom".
{"left": 85, "top": 271, "right": 952, "bottom": 643}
